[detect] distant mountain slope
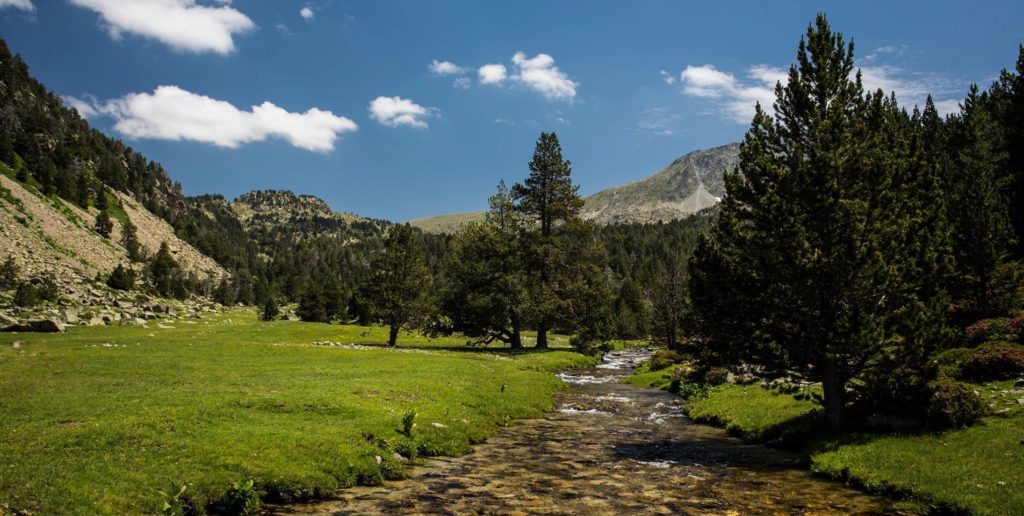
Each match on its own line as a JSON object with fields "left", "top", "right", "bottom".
{"left": 410, "top": 143, "right": 741, "bottom": 233}
{"left": 581, "top": 143, "right": 739, "bottom": 225}
{"left": 409, "top": 211, "right": 485, "bottom": 234}
{"left": 0, "top": 170, "right": 224, "bottom": 293}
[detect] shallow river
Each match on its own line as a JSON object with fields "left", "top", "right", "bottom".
{"left": 274, "top": 350, "right": 898, "bottom": 515}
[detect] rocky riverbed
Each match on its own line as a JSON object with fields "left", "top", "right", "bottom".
{"left": 272, "top": 350, "right": 900, "bottom": 515}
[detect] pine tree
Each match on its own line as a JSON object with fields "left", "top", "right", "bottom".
{"left": 259, "top": 295, "right": 280, "bottom": 322}
{"left": 362, "top": 224, "right": 432, "bottom": 346}
{"left": 122, "top": 220, "right": 142, "bottom": 261}
{"left": 512, "top": 132, "right": 585, "bottom": 348}
{"left": 106, "top": 264, "right": 135, "bottom": 291}
{"left": 688, "top": 14, "right": 952, "bottom": 429}
{"left": 648, "top": 255, "right": 687, "bottom": 350}
{"left": 149, "top": 242, "right": 181, "bottom": 298}
{"left": 94, "top": 210, "right": 113, "bottom": 238}
{"left": 946, "top": 86, "right": 1012, "bottom": 316}
{"left": 0, "top": 130, "right": 14, "bottom": 166}
{"left": 442, "top": 181, "right": 529, "bottom": 348}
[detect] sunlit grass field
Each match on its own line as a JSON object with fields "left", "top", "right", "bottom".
{"left": 0, "top": 309, "right": 596, "bottom": 514}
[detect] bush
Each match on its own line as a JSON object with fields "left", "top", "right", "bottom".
{"left": 965, "top": 317, "right": 1023, "bottom": 344}
{"left": 932, "top": 347, "right": 973, "bottom": 379}
{"left": 258, "top": 296, "right": 279, "bottom": 322}
{"left": 925, "top": 378, "right": 988, "bottom": 429}
{"left": 0, "top": 255, "right": 18, "bottom": 290}
{"left": 958, "top": 342, "right": 1024, "bottom": 381}
{"left": 701, "top": 367, "right": 730, "bottom": 386}
{"left": 13, "top": 282, "right": 39, "bottom": 307}
{"left": 106, "top": 264, "right": 135, "bottom": 291}
{"left": 648, "top": 349, "right": 681, "bottom": 371}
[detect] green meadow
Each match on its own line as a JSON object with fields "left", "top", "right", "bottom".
{"left": 0, "top": 310, "right": 595, "bottom": 514}
{"left": 674, "top": 381, "right": 1024, "bottom": 514}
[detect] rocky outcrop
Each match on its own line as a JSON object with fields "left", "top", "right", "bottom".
{"left": 581, "top": 143, "right": 740, "bottom": 225}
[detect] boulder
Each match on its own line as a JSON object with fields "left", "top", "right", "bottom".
{"left": 28, "top": 318, "right": 65, "bottom": 333}
{"left": 0, "top": 313, "right": 18, "bottom": 327}
{"left": 142, "top": 312, "right": 158, "bottom": 321}
{"left": 63, "top": 310, "right": 79, "bottom": 325}
{"left": 87, "top": 317, "right": 105, "bottom": 326}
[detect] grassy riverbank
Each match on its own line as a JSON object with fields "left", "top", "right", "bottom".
{"left": 654, "top": 378, "right": 1024, "bottom": 514}
{"left": 0, "top": 310, "right": 596, "bottom": 514}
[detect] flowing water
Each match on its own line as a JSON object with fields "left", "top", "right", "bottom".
{"left": 273, "top": 351, "right": 898, "bottom": 515}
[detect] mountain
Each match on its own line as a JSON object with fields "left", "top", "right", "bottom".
{"left": 409, "top": 143, "right": 741, "bottom": 232}
{"left": 581, "top": 143, "right": 739, "bottom": 225}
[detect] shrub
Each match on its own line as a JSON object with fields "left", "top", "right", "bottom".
{"left": 0, "top": 255, "right": 18, "bottom": 290}
{"left": 36, "top": 276, "right": 58, "bottom": 302}
{"left": 106, "top": 264, "right": 135, "bottom": 291}
{"left": 701, "top": 367, "right": 730, "bottom": 386}
{"left": 648, "top": 349, "right": 681, "bottom": 371}
{"left": 958, "top": 342, "right": 1024, "bottom": 381}
{"left": 258, "top": 296, "right": 279, "bottom": 322}
{"left": 925, "top": 378, "right": 988, "bottom": 429}
{"left": 964, "top": 317, "right": 1024, "bottom": 344}
{"left": 13, "top": 282, "right": 39, "bottom": 307}
{"left": 932, "top": 347, "right": 973, "bottom": 379}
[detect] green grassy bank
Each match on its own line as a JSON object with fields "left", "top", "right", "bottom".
{"left": 0, "top": 310, "right": 596, "bottom": 514}
{"left": 640, "top": 373, "right": 1024, "bottom": 514}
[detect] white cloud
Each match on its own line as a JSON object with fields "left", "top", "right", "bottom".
{"left": 678, "top": 64, "right": 777, "bottom": 123}
{"left": 95, "top": 85, "right": 356, "bottom": 152}
{"left": 452, "top": 77, "right": 471, "bottom": 89}
{"left": 68, "top": 0, "right": 255, "bottom": 55}
{"left": 659, "top": 70, "right": 676, "bottom": 85}
{"left": 430, "top": 60, "right": 466, "bottom": 76}
{"left": 0, "top": 0, "right": 33, "bottom": 11}
{"left": 368, "top": 96, "right": 436, "bottom": 128}
{"left": 478, "top": 63, "right": 507, "bottom": 84}
{"left": 62, "top": 95, "right": 100, "bottom": 118}
{"left": 635, "top": 107, "right": 681, "bottom": 136}
{"left": 675, "top": 60, "right": 965, "bottom": 123}
{"left": 933, "top": 99, "right": 962, "bottom": 117}
{"left": 510, "top": 52, "right": 577, "bottom": 101}
{"left": 299, "top": 6, "right": 313, "bottom": 20}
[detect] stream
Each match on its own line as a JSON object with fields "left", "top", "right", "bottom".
{"left": 275, "top": 350, "right": 899, "bottom": 514}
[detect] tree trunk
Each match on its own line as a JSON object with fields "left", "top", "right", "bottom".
{"left": 510, "top": 317, "right": 523, "bottom": 350}
{"left": 822, "top": 364, "right": 847, "bottom": 431}
{"left": 536, "top": 324, "right": 548, "bottom": 349}
{"left": 388, "top": 324, "right": 399, "bottom": 347}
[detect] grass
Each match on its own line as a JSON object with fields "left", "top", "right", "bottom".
{"left": 619, "top": 363, "right": 687, "bottom": 390}
{"left": 672, "top": 381, "right": 1024, "bottom": 514}
{"left": 0, "top": 309, "right": 596, "bottom": 514}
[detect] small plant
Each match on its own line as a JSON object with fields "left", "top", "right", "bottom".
{"left": 400, "top": 410, "right": 417, "bottom": 437}
{"left": 958, "top": 342, "right": 1024, "bottom": 381}
{"left": 212, "top": 478, "right": 260, "bottom": 515}
{"left": 157, "top": 480, "right": 203, "bottom": 516}
{"left": 925, "top": 378, "right": 989, "bottom": 429}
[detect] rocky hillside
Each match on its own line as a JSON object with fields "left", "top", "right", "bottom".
{"left": 0, "top": 168, "right": 224, "bottom": 296}
{"left": 410, "top": 143, "right": 741, "bottom": 232}
{"left": 230, "top": 189, "right": 391, "bottom": 248}
{"left": 581, "top": 143, "right": 739, "bottom": 225}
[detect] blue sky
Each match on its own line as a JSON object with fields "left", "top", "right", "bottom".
{"left": 1, "top": 1, "right": 1022, "bottom": 221}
